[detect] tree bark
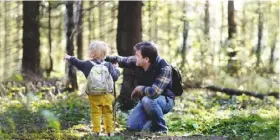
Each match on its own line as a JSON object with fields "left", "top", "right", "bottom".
{"left": 4, "top": 2, "right": 9, "bottom": 77}
{"left": 117, "top": 1, "right": 142, "bottom": 111}
{"left": 227, "top": 1, "right": 236, "bottom": 39}
{"left": 269, "top": 32, "right": 277, "bottom": 73}
{"left": 227, "top": 1, "right": 237, "bottom": 75}
{"left": 22, "top": 1, "right": 41, "bottom": 76}
{"left": 47, "top": 2, "right": 53, "bottom": 77}
{"left": 88, "top": 1, "right": 94, "bottom": 46}
{"left": 148, "top": 1, "right": 152, "bottom": 40}
{"left": 99, "top": 2, "right": 104, "bottom": 40}
{"left": 65, "top": 1, "right": 78, "bottom": 91}
{"left": 76, "top": 0, "right": 83, "bottom": 60}
{"left": 181, "top": 20, "right": 189, "bottom": 70}
{"left": 256, "top": 1, "right": 263, "bottom": 68}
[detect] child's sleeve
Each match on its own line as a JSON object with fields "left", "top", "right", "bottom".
{"left": 68, "top": 56, "right": 87, "bottom": 71}
{"left": 107, "top": 63, "right": 120, "bottom": 82}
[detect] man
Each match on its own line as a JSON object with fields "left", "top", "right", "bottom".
{"left": 106, "top": 41, "right": 174, "bottom": 133}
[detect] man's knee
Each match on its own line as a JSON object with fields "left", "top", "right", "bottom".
{"left": 141, "top": 96, "right": 153, "bottom": 106}
{"left": 141, "top": 96, "right": 157, "bottom": 114}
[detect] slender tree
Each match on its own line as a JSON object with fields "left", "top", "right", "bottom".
{"left": 99, "top": 2, "right": 104, "bottom": 40}
{"left": 88, "top": 1, "right": 94, "bottom": 45}
{"left": 76, "top": 0, "right": 83, "bottom": 59}
{"left": 227, "top": 0, "right": 237, "bottom": 75}
{"left": 4, "top": 2, "right": 9, "bottom": 77}
{"left": 180, "top": 1, "right": 189, "bottom": 70}
{"left": 256, "top": 1, "right": 263, "bottom": 68}
{"left": 65, "top": 1, "right": 78, "bottom": 91}
{"left": 228, "top": 1, "right": 236, "bottom": 39}
{"left": 47, "top": 2, "right": 53, "bottom": 77}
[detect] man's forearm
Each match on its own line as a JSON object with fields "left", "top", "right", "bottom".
{"left": 105, "top": 56, "right": 136, "bottom": 69}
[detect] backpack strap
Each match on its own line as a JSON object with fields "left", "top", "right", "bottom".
{"left": 90, "top": 61, "right": 106, "bottom": 65}
{"left": 89, "top": 61, "right": 97, "bottom": 65}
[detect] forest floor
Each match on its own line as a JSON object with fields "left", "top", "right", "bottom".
{"left": 0, "top": 77, "right": 278, "bottom": 140}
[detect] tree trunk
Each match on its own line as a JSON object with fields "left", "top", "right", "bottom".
{"left": 117, "top": 1, "right": 142, "bottom": 111}
{"left": 167, "top": 5, "right": 172, "bottom": 50}
{"left": 76, "top": 0, "right": 83, "bottom": 59}
{"left": 88, "top": 1, "right": 94, "bottom": 46}
{"left": 180, "top": 1, "right": 188, "bottom": 70}
{"left": 65, "top": 1, "right": 78, "bottom": 91}
{"left": 148, "top": 1, "right": 152, "bottom": 39}
{"left": 241, "top": 3, "right": 246, "bottom": 47}
{"left": 227, "top": 1, "right": 236, "bottom": 39}
{"left": 269, "top": 32, "right": 277, "bottom": 73}
{"left": 204, "top": 0, "right": 209, "bottom": 37}
{"left": 256, "top": 1, "right": 263, "bottom": 68}
{"left": 153, "top": 1, "right": 158, "bottom": 41}
{"left": 204, "top": 0, "right": 211, "bottom": 66}
{"left": 0, "top": 2, "right": 3, "bottom": 80}
{"left": 22, "top": 1, "right": 41, "bottom": 75}
{"left": 17, "top": 2, "right": 21, "bottom": 66}
{"left": 47, "top": 2, "right": 53, "bottom": 77}
{"left": 180, "top": 20, "right": 189, "bottom": 70}
{"left": 4, "top": 2, "right": 9, "bottom": 77}
{"left": 219, "top": 1, "right": 224, "bottom": 65}
{"left": 227, "top": 1, "right": 237, "bottom": 75}
{"left": 99, "top": 2, "right": 104, "bottom": 40}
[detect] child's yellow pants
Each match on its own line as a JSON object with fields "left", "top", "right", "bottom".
{"left": 88, "top": 94, "right": 114, "bottom": 133}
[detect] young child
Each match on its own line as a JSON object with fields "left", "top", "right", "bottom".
{"left": 64, "top": 41, "right": 120, "bottom": 136}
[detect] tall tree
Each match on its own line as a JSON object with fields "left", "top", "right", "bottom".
{"left": 148, "top": 1, "right": 152, "bottom": 39}
{"left": 269, "top": 32, "right": 277, "bottom": 73}
{"left": 269, "top": 2, "right": 278, "bottom": 73}
{"left": 65, "top": 1, "right": 78, "bottom": 91}
{"left": 99, "top": 2, "right": 104, "bottom": 40}
{"left": 227, "top": 0, "right": 237, "bottom": 75}
{"left": 75, "top": 0, "right": 83, "bottom": 59}
{"left": 204, "top": 0, "right": 211, "bottom": 64}
{"left": 88, "top": 1, "right": 94, "bottom": 46}
{"left": 4, "top": 2, "right": 9, "bottom": 77}
{"left": 227, "top": 1, "right": 236, "bottom": 39}
{"left": 47, "top": 2, "right": 53, "bottom": 77}
{"left": 256, "top": 1, "right": 263, "bottom": 68}
{"left": 167, "top": 4, "right": 172, "bottom": 49}
{"left": 22, "top": 1, "right": 41, "bottom": 75}
{"left": 17, "top": 2, "right": 21, "bottom": 67}
{"left": 117, "top": 1, "right": 142, "bottom": 111}
{"left": 180, "top": 1, "right": 189, "bottom": 70}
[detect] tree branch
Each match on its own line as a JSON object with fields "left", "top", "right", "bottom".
{"left": 184, "top": 83, "right": 279, "bottom": 99}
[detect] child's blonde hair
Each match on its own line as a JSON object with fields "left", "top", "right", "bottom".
{"left": 88, "top": 41, "right": 108, "bottom": 60}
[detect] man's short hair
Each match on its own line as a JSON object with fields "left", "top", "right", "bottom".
{"left": 134, "top": 41, "right": 158, "bottom": 64}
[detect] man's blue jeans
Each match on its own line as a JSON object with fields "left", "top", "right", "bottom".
{"left": 127, "top": 95, "right": 174, "bottom": 132}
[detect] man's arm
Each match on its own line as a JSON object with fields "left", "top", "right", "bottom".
{"left": 105, "top": 56, "right": 137, "bottom": 69}
{"left": 140, "top": 66, "right": 172, "bottom": 98}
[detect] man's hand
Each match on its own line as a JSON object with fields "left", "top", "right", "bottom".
{"left": 131, "top": 86, "right": 144, "bottom": 99}
{"left": 64, "top": 54, "right": 71, "bottom": 60}
{"left": 113, "top": 63, "right": 119, "bottom": 67}
{"left": 105, "top": 56, "right": 118, "bottom": 64}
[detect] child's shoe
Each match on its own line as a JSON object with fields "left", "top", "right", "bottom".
{"left": 90, "top": 132, "right": 100, "bottom": 136}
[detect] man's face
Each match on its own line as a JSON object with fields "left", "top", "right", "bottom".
{"left": 135, "top": 50, "right": 148, "bottom": 67}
